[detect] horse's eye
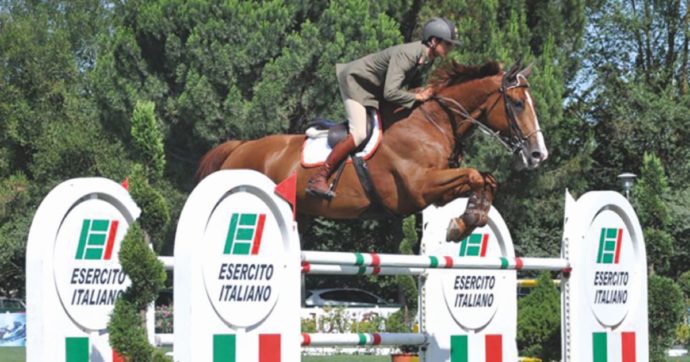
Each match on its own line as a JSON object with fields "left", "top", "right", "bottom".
{"left": 513, "top": 100, "right": 524, "bottom": 109}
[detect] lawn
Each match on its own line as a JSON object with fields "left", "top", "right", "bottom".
{"left": 0, "top": 347, "right": 23, "bottom": 362}
{"left": 0, "top": 348, "right": 390, "bottom": 362}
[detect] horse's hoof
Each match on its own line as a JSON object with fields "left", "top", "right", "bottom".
{"left": 446, "top": 218, "right": 469, "bottom": 242}
{"left": 305, "top": 187, "right": 334, "bottom": 201}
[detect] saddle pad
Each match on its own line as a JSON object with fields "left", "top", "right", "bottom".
{"left": 301, "top": 115, "right": 382, "bottom": 168}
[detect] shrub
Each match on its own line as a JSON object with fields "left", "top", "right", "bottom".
{"left": 648, "top": 275, "right": 685, "bottom": 361}
{"left": 516, "top": 271, "right": 560, "bottom": 360}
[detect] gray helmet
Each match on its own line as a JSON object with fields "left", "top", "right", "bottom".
{"left": 422, "top": 17, "right": 460, "bottom": 45}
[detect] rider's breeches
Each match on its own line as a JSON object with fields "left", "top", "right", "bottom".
{"left": 341, "top": 98, "right": 368, "bottom": 147}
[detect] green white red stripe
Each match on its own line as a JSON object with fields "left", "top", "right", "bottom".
{"left": 301, "top": 333, "right": 426, "bottom": 347}
{"left": 593, "top": 331, "right": 637, "bottom": 361}
{"left": 301, "top": 251, "right": 568, "bottom": 271}
{"left": 450, "top": 334, "right": 503, "bottom": 362}
{"left": 213, "top": 334, "right": 281, "bottom": 362}
{"left": 64, "top": 337, "right": 124, "bottom": 362}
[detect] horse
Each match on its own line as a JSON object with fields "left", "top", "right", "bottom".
{"left": 195, "top": 61, "right": 548, "bottom": 241}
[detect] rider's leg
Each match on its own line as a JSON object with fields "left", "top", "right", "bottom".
{"left": 306, "top": 99, "right": 366, "bottom": 199}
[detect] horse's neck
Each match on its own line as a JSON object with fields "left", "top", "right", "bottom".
{"left": 438, "top": 76, "right": 501, "bottom": 114}
{"left": 381, "top": 75, "right": 501, "bottom": 143}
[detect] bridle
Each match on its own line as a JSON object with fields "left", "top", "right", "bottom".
{"left": 421, "top": 73, "right": 541, "bottom": 156}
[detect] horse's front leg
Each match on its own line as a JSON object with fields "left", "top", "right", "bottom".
{"left": 422, "top": 168, "right": 497, "bottom": 242}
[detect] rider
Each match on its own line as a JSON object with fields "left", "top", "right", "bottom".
{"left": 306, "top": 17, "right": 461, "bottom": 200}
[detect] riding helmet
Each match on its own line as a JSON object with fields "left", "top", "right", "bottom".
{"left": 422, "top": 17, "right": 461, "bottom": 45}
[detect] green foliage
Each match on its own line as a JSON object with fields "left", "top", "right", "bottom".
{"left": 676, "top": 323, "right": 690, "bottom": 347}
{"left": 516, "top": 272, "right": 560, "bottom": 360}
{"left": 155, "top": 304, "right": 173, "bottom": 334}
{"left": 108, "top": 223, "right": 169, "bottom": 361}
{"left": 648, "top": 275, "right": 685, "bottom": 361}
{"left": 396, "top": 215, "right": 419, "bottom": 312}
{"left": 301, "top": 317, "right": 317, "bottom": 333}
{"left": 633, "top": 153, "right": 674, "bottom": 274}
{"left": 131, "top": 100, "right": 166, "bottom": 181}
{"left": 678, "top": 271, "right": 690, "bottom": 298}
{"left": 128, "top": 166, "right": 172, "bottom": 252}
{"left": 352, "top": 314, "right": 386, "bottom": 333}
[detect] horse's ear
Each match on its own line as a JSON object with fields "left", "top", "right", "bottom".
{"left": 519, "top": 62, "right": 534, "bottom": 78}
{"left": 508, "top": 61, "right": 521, "bottom": 78}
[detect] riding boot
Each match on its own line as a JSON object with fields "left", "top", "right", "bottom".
{"left": 306, "top": 134, "right": 357, "bottom": 200}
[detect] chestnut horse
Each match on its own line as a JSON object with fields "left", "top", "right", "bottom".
{"left": 195, "top": 61, "right": 547, "bottom": 241}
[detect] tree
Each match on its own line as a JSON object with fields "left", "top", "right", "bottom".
{"left": 633, "top": 153, "right": 673, "bottom": 274}
{"left": 0, "top": 0, "right": 129, "bottom": 295}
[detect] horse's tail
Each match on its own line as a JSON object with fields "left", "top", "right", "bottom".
{"left": 195, "top": 140, "right": 247, "bottom": 183}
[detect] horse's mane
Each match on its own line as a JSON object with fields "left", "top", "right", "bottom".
{"left": 428, "top": 61, "right": 503, "bottom": 89}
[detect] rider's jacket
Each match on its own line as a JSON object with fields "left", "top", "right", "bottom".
{"left": 336, "top": 41, "right": 434, "bottom": 109}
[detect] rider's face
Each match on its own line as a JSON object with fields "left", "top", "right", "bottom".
{"left": 434, "top": 39, "right": 454, "bottom": 57}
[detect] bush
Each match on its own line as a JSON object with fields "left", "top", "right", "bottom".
{"left": 516, "top": 271, "right": 560, "bottom": 361}
{"left": 108, "top": 223, "right": 169, "bottom": 362}
{"left": 648, "top": 275, "right": 685, "bottom": 361}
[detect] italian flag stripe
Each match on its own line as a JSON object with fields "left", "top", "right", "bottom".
{"left": 622, "top": 332, "right": 636, "bottom": 362}
{"left": 450, "top": 335, "right": 502, "bottom": 361}
{"left": 593, "top": 332, "right": 607, "bottom": 362}
{"left": 450, "top": 335, "right": 468, "bottom": 362}
{"left": 213, "top": 334, "right": 236, "bottom": 362}
{"left": 259, "top": 334, "right": 280, "bottom": 362}
{"left": 65, "top": 337, "right": 88, "bottom": 362}
{"left": 485, "top": 334, "right": 502, "bottom": 362}
{"left": 593, "top": 331, "right": 637, "bottom": 362}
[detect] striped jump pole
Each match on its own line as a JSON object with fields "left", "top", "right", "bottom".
{"left": 301, "top": 333, "right": 427, "bottom": 347}
{"left": 301, "top": 251, "right": 570, "bottom": 272}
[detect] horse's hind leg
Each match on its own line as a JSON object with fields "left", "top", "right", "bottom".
{"left": 446, "top": 173, "right": 496, "bottom": 241}
{"left": 423, "top": 168, "right": 497, "bottom": 242}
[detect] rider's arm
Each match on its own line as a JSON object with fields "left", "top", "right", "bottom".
{"left": 383, "top": 51, "right": 418, "bottom": 109}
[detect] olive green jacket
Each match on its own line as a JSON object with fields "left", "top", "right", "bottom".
{"left": 336, "top": 41, "right": 434, "bottom": 109}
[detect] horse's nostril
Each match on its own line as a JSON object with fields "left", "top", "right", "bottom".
{"left": 531, "top": 151, "right": 542, "bottom": 160}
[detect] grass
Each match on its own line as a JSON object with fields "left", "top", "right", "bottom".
{"left": 0, "top": 347, "right": 392, "bottom": 362}
{"left": 303, "top": 356, "right": 389, "bottom": 362}
{"left": 0, "top": 347, "right": 23, "bottom": 361}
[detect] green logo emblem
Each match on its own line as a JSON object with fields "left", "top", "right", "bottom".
{"left": 75, "top": 219, "right": 120, "bottom": 260}
{"left": 459, "top": 233, "right": 489, "bottom": 257}
{"left": 224, "top": 213, "right": 266, "bottom": 255}
{"left": 596, "top": 228, "right": 623, "bottom": 264}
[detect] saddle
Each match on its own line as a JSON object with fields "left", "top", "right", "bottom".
{"left": 301, "top": 108, "right": 382, "bottom": 168}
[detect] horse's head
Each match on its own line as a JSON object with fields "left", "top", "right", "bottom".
{"left": 427, "top": 61, "right": 548, "bottom": 170}
{"left": 482, "top": 62, "right": 548, "bottom": 170}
